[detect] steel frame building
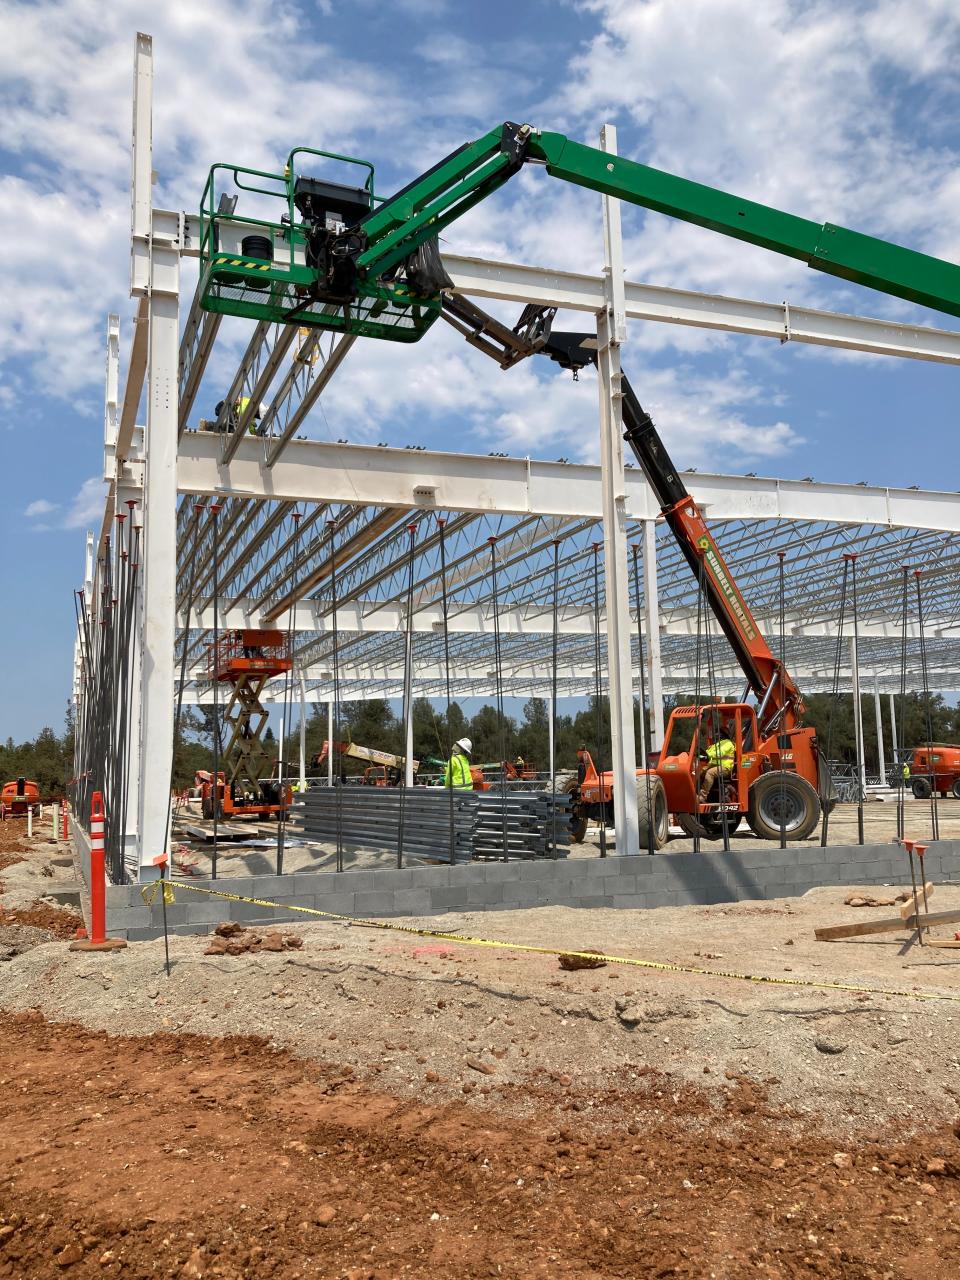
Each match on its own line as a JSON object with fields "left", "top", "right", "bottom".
{"left": 75, "top": 34, "right": 960, "bottom": 879}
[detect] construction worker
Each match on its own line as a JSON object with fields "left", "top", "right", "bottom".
{"left": 213, "top": 397, "right": 262, "bottom": 434}
{"left": 697, "top": 719, "right": 736, "bottom": 803}
{"left": 444, "top": 738, "right": 474, "bottom": 790}
{"left": 902, "top": 759, "right": 911, "bottom": 783}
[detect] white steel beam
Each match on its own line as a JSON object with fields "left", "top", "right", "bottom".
{"left": 443, "top": 255, "right": 960, "bottom": 366}
{"left": 597, "top": 123, "right": 639, "bottom": 857}
{"left": 170, "top": 210, "right": 960, "bottom": 367}
{"left": 176, "top": 432, "right": 960, "bottom": 533}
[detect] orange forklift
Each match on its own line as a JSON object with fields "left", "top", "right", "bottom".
{"left": 442, "top": 300, "right": 833, "bottom": 849}
{"left": 199, "top": 629, "right": 294, "bottom": 820}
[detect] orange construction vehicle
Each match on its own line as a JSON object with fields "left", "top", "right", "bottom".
{"left": 442, "top": 302, "right": 833, "bottom": 850}
{"left": 1, "top": 778, "right": 40, "bottom": 818}
{"left": 199, "top": 629, "right": 293, "bottom": 819}
{"left": 310, "top": 740, "right": 417, "bottom": 786}
{"left": 902, "top": 744, "right": 960, "bottom": 799}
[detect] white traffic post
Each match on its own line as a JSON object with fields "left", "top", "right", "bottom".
{"left": 596, "top": 123, "right": 640, "bottom": 856}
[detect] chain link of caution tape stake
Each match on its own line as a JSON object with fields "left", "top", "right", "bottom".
{"left": 140, "top": 879, "right": 960, "bottom": 1005}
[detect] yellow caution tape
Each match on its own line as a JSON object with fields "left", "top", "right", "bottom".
{"left": 139, "top": 878, "right": 960, "bottom": 1006}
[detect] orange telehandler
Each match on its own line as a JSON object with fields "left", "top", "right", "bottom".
{"left": 442, "top": 299, "right": 834, "bottom": 849}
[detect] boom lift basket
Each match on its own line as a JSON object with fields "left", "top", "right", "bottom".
{"left": 198, "top": 152, "right": 441, "bottom": 343}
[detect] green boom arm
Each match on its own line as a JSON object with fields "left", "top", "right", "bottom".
{"left": 357, "top": 123, "right": 960, "bottom": 321}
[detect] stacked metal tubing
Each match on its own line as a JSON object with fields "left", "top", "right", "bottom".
{"left": 294, "top": 786, "right": 571, "bottom": 864}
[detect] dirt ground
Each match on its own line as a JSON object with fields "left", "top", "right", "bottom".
{"left": 2, "top": 812, "right": 960, "bottom": 1277}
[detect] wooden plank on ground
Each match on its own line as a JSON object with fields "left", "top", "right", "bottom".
{"left": 899, "top": 883, "right": 935, "bottom": 919}
{"left": 926, "top": 939, "right": 960, "bottom": 949}
{"left": 815, "top": 907, "right": 960, "bottom": 941}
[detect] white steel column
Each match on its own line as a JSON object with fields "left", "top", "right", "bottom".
{"left": 889, "top": 692, "right": 899, "bottom": 761}
{"left": 873, "top": 675, "right": 887, "bottom": 782}
{"left": 132, "top": 33, "right": 180, "bottom": 880}
{"left": 405, "top": 708, "right": 415, "bottom": 788}
{"left": 850, "top": 636, "right": 866, "bottom": 793}
{"left": 642, "top": 518, "right": 665, "bottom": 748}
{"left": 596, "top": 124, "right": 639, "bottom": 856}
{"left": 298, "top": 673, "right": 307, "bottom": 790}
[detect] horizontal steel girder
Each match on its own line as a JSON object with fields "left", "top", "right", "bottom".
{"left": 176, "top": 432, "right": 960, "bottom": 531}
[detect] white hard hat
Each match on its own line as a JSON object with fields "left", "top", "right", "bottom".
{"left": 455, "top": 737, "right": 472, "bottom": 755}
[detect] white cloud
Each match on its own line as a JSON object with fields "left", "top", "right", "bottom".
{"left": 62, "top": 477, "right": 107, "bottom": 530}
{"left": 557, "top": 1, "right": 960, "bottom": 302}
{"left": 25, "top": 498, "right": 59, "bottom": 517}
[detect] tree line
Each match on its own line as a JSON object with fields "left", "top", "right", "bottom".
{"left": 3, "top": 690, "right": 956, "bottom": 795}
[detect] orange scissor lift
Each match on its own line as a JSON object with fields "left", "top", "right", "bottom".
{"left": 201, "top": 629, "right": 293, "bottom": 820}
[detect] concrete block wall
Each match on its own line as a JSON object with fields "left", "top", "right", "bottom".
{"left": 103, "top": 839, "right": 960, "bottom": 941}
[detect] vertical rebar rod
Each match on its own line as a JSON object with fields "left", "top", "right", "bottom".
{"left": 848, "top": 554, "right": 865, "bottom": 845}
{"left": 897, "top": 566, "right": 909, "bottom": 843}
{"left": 820, "top": 557, "right": 849, "bottom": 848}
{"left": 396, "top": 523, "right": 417, "bottom": 870}
{"left": 437, "top": 517, "right": 456, "bottom": 865}
{"left": 778, "top": 550, "right": 788, "bottom": 851}
{"left": 702, "top": 570, "right": 730, "bottom": 852}
{"left": 631, "top": 545, "right": 656, "bottom": 856}
{"left": 210, "top": 502, "right": 222, "bottom": 881}
{"left": 692, "top": 552, "right": 705, "bottom": 857}
{"left": 277, "top": 510, "right": 302, "bottom": 877}
{"left": 915, "top": 570, "right": 940, "bottom": 842}
{"left": 328, "top": 517, "right": 343, "bottom": 873}
{"left": 551, "top": 539, "right": 560, "bottom": 859}
{"left": 591, "top": 542, "right": 608, "bottom": 858}
{"left": 165, "top": 503, "right": 204, "bottom": 883}
{"left": 488, "top": 537, "right": 509, "bottom": 861}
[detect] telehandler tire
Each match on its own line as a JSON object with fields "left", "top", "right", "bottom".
{"left": 952, "top": 778, "right": 960, "bottom": 800}
{"left": 636, "top": 775, "right": 669, "bottom": 851}
{"left": 564, "top": 777, "right": 588, "bottom": 843}
{"left": 911, "top": 776, "right": 933, "bottom": 800}
{"left": 676, "top": 811, "right": 727, "bottom": 841}
{"left": 747, "top": 772, "right": 821, "bottom": 841}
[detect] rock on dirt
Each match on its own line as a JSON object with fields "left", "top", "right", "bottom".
{"left": 203, "top": 923, "right": 303, "bottom": 956}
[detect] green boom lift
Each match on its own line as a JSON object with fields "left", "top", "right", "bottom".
{"left": 198, "top": 122, "right": 960, "bottom": 342}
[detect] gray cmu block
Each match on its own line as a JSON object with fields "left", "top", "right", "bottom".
{"left": 99, "top": 838, "right": 960, "bottom": 941}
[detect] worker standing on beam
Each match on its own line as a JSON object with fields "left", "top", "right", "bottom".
{"left": 444, "top": 738, "right": 474, "bottom": 790}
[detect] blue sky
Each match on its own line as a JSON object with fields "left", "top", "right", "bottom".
{"left": 2, "top": 0, "right": 960, "bottom": 740}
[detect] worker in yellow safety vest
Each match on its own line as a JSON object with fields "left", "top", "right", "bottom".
{"left": 698, "top": 721, "right": 736, "bottom": 803}
{"left": 213, "top": 397, "right": 263, "bottom": 434}
{"left": 902, "top": 760, "right": 911, "bottom": 782}
{"left": 444, "top": 738, "right": 474, "bottom": 790}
